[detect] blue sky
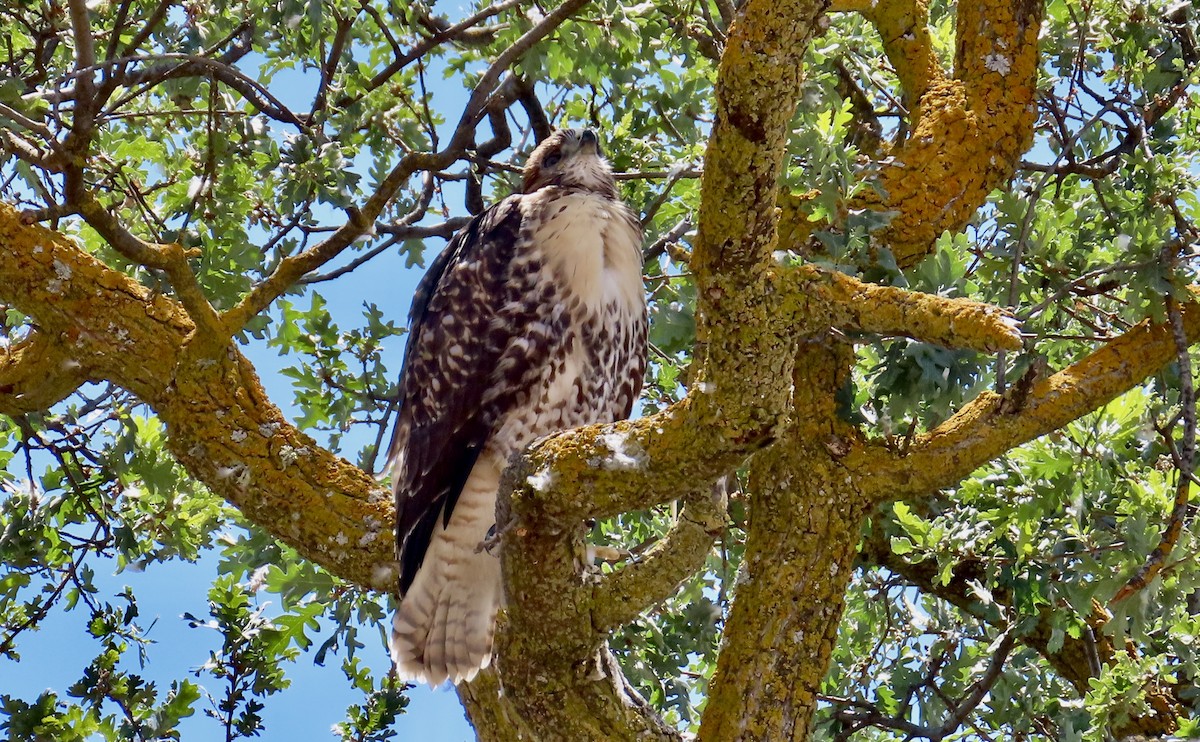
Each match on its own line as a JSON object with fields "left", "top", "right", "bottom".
{"left": 1, "top": 17, "right": 493, "bottom": 740}
{"left": 0, "top": 185, "right": 477, "bottom": 739}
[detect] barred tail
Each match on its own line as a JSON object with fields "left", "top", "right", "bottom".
{"left": 390, "top": 456, "right": 503, "bottom": 685}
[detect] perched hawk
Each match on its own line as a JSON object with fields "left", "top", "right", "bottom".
{"left": 387, "top": 128, "right": 648, "bottom": 685}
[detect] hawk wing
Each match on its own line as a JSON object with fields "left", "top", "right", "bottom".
{"left": 388, "top": 194, "right": 565, "bottom": 594}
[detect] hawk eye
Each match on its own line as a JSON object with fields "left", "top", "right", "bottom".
{"left": 543, "top": 152, "right": 562, "bottom": 167}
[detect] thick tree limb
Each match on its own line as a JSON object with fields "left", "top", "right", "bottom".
{"left": 498, "top": 266, "right": 1022, "bottom": 529}
{"left": 506, "top": 401, "right": 743, "bottom": 525}
{"left": 830, "top": 0, "right": 943, "bottom": 103}
{"left": 781, "top": 0, "right": 1043, "bottom": 268}
{"left": 877, "top": 0, "right": 1042, "bottom": 268}
{"left": 1112, "top": 296, "right": 1197, "bottom": 605}
{"left": 68, "top": 189, "right": 224, "bottom": 339}
{"left": 0, "top": 331, "right": 90, "bottom": 416}
{"left": 681, "top": 0, "right": 834, "bottom": 453}
{"left": 698, "top": 436, "right": 871, "bottom": 740}
{"left": 779, "top": 265, "right": 1023, "bottom": 353}
{"left": 0, "top": 203, "right": 394, "bottom": 588}
{"left": 858, "top": 298, "right": 1200, "bottom": 501}
{"left": 474, "top": 2, "right": 834, "bottom": 734}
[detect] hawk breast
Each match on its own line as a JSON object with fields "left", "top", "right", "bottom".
{"left": 489, "top": 189, "right": 647, "bottom": 454}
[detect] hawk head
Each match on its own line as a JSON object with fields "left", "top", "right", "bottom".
{"left": 522, "top": 128, "right": 617, "bottom": 197}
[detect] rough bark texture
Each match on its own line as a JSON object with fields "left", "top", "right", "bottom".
{"left": 0, "top": 206, "right": 395, "bottom": 589}
{"left": 699, "top": 341, "right": 871, "bottom": 741}
{"left": 2, "top": 0, "right": 1196, "bottom": 738}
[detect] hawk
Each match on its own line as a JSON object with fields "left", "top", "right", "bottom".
{"left": 387, "top": 128, "right": 648, "bottom": 685}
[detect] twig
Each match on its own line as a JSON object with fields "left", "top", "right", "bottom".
{"left": 643, "top": 218, "right": 693, "bottom": 262}
{"left": 931, "top": 630, "right": 1016, "bottom": 739}
{"left": 103, "top": 0, "right": 137, "bottom": 62}
{"left": 94, "top": 53, "right": 305, "bottom": 126}
{"left": 119, "top": 0, "right": 172, "bottom": 59}
{"left": 1018, "top": 260, "right": 1150, "bottom": 321}
{"left": 341, "top": 0, "right": 528, "bottom": 109}
{"left": 0, "top": 102, "right": 55, "bottom": 140}
{"left": 312, "top": 14, "right": 355, "bottom": 117}
{"left": 443, "top": 0, "right": 592, "bottom": 155}
{"left": 640, "top": 166, "right": 691, "bottom": 226}
{"left": 221, "top": 0, "right": 594, "bottom": 337}
{"left": 614, "top": 168, "right": 702, "bottom": 180}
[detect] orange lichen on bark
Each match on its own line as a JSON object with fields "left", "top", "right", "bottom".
{"left": 0, "top": 203, "right": 394, "bottom": 588}
{"left": 686, "top": 0, "right": 831, "bottom": 450}
{"left": 0, "top": 331, "right": 90, "bottom": 416}
{"left": 776, "top": 264, "right": 1023, "bottom": 353}
{"left": 699, "top": 344, "right": 869, "bottom": 742}
{"left": 793, "top": 0, "right": 1042, "bottom": 268}
{"left": 853, "top": 298, "right": 1200, "bottom": 501}
{"left": 835, "top": 0, "right": 943, "bottom": 101}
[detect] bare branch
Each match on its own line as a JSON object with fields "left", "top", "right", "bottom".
{"left": 932, "top": 630, "right": 1016, "bottom": 739}
{"left": 96, "top": 53, "right": 304, "bottom": 127}
{"left": 340, "top": 0, "right": 528, "bottom": 109}
{"left": 102, "top": 0, "right": 137, "bottom": 62}
{"left": 0, "top": 130, "right": 60, "bottom": 171}
{"left": 376, "top": 218, "right": 471, "bottom": 240}
{"left": 311, "top": 14, "right": 355, "bottom": 118}
{"left": 119, "top": 0, "right": 173, "bottom": 59}
{"left": 643, "top": 218, "right": 693, "bottom": 262}
{"left": 68, "top": 0, "right": 97, "bottom": 101}
{"left": 640, "top": 165, "right": 691, "bottom": 226}
{"left": 221, "top": 0, "right": 593, "bottom": 338}
{"left": 509, "top": 75, "right": 553, "bottom": 141}
{"left": 0, "top": 102, "right": 55, "bottom": 141}
{"left": 443, "top": 0, "right": 592, "bottom": 155}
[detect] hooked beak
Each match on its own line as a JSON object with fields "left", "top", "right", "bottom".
{"left": 570, "top": 128, "right": 602, "bottom": 156}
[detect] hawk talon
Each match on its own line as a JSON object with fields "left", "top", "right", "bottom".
{"left": 477, "top": 523, "right": 508, "bottom": 555}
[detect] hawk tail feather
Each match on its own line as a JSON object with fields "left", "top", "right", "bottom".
{"left": 390, "top": 456, "right": 502, "bottom": 686}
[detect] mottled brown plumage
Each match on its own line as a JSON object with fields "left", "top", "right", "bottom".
{"left": 388, "top": 128, "right": 647, "bottom": 685}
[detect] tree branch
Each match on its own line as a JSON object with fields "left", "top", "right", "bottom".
{"left": 0, "top": 331, "right": 91, "bottom": 416}
{"left": 858, "top": 296, "right": 1200, "bottom": 501}
{"left": 68, "top": 0, "right": 97, "bottom": 105}
{"left": 442, "top": 0, "right": 592, "bottom": 156}
{"left": 1111, "top": 295, "right": 1197, "bottom": 604}
{"left": 591, "top": 481, "right": 726, "bottom": 632}
{"left": 779, "top": 265, "right": 1023, "bottom": 353}
{"left": 221, "top": 0, "right": 592, "bottom": 339}
{"left": 781, "top": 0, "right": 1043, "bottom": 269}
{"left": 339, "top": 0, "right": 528, "bottom": 110}
{"left": 832, "top": 0, "right": 943, "bottom": 104}
{"left": 0, "top": 202, "right": 393, "bottom": 588}
{"left": 97, "top": 53, "right": 304, "bottom": 126}
{"left": 857, "top": 510, "right": 1189, "bottom": 736}
{"left": 69, "top": 188, "right": 224, "bottom": 340}
{"left": 679, "top": 0, "right": 833, "bottom": 460}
